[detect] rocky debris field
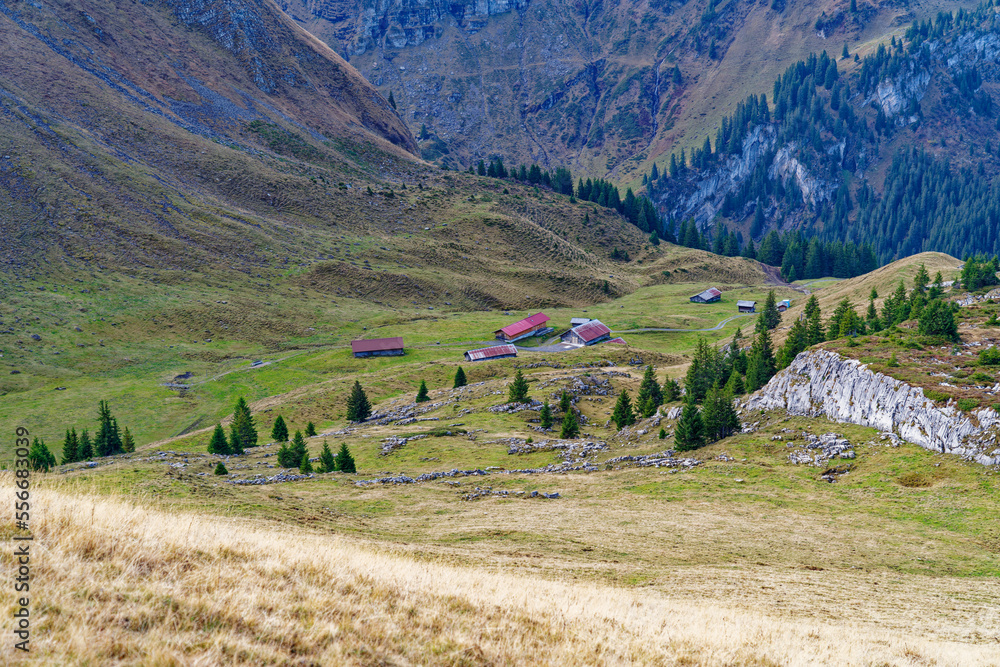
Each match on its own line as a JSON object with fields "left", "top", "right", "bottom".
{"left": 461, "top": 486, "right": 561, "bottom": 501}
{"left": 604, "top": 451, "right": 702, "bottom": 470}
{"left": 228, "top": 472, "right": 315, "bottom": 485}
{"left": 502, "top": 437, "right": 608, "bottom": 462}
{"left": 785, "top": 432, "right": 855, "bottom": 466}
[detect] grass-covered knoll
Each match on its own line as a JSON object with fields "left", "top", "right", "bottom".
{"left": 10, "top": 481, "right": 998, "bottom": 665}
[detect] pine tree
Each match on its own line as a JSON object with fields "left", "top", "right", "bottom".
{"left": 346, "top": 381, "right": 372, "bottom": 422}
{"left": 335, "top": 443, "right": 356, "bottom": 473}
{"left": 122, "top": 427, "right": 135, "bottom": 453}
{"left": 453, "top": 366, "right": 468, "bottom": 388}
{"left": 416, "top": 380, "right": 430, "bottom": 403}
{"left": 387, "top": 90, "right": 396, "bottom": 109}
{"left": 28, "top": 437, "right": 56, "bottom": 472}
{"left": 659, "top": 427, "right": 667, "bottom": 439}
{"left": 540, "top": 402, "right": 553, "bottom": 429}
{"left": 76, "top": 430, "right": 93, "bottom": 461}
{"left": 208, "top": 424, "right": 230, "bottom": 455}
{"left": 231, "top": 397, "right": 257, "bottom": 451}
{"left": 777, "top": 317, "right": 809, "bottom": 369}
{"left": 674, "top": 394, "right": 705, "bottom": 451}
{"left": 300, "top": 450, "right": 313, "bottom": 474}
{"left": 305, "top": 422, "right": 317, "bottom": 437}
{"left": 560, "top": 408, "right": 580, "bottom": 439}
{"left": 271, "top": 415, "right": 289, "bottom": 443}
{"left": 611, "top": 390, "right": 636, "bottom": 430}
{"left": 214, "top": 462, "right": 228, "bottom": 475}
{"left": 318, "top": 441, "right": 337, "bottom": 472}
{"left": 559, "top": 390, "right": 572, "bottom": 412}
{"left": 685, "top": 337, "right": 722, "bottom": 402}
{"left": 508, "top": 369, "right": 529, "bottom": 403}
{"left": 61, "top": 428, "right": 79, "bottom": 465}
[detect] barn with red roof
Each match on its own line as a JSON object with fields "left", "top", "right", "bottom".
{"left": 493, "top": 312, "right": 551, "bottom": 342}
{"left": 464, "top": 344, "right": 518, "bottom": 362}
{"left": 561, "top": 320, "right": 611, "bottom": 346}
{"left": 351, "top": 337, "right": 405, "bottom": 358}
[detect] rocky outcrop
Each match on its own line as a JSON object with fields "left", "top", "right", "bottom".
{"left": 742, "top": 349, "right": 1000, "bottom": 466}
{"left": 314, "top": 0, "right": 529, "bottom": 54}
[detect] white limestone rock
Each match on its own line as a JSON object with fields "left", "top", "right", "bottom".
{"left": 742, "top": 349, "right": 1000, "bottom": 466}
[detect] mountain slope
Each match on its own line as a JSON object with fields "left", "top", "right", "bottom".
{"left": 0, "top": 0, "right": 416, "bottom": 269}
{"left": 283, "top": 0, "right": 977, "bottom": 178}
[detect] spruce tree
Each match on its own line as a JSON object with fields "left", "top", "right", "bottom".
{"left": 61, "top": 428, "right": 79, "bottom": 465}
{"left": 453, "top": 366, "right": 468, "bottom": 388}
{"left": 94, "top": 400, "right": 115, "bottom": 457}
{"left": 724, "top": 370, "right": 745, "bottom": 396}
{"left": 560, "top": 408, "right": 580, "bottom": 439}
{"left": 231, "top": 397, "right": 257, "bottom": 451}
{"left": 760, "top": 290, "right": 781, "bottom": 330}
{"left": 228, "top": 422, "right": 244, "bottom": 456}
{"left": 659, "top": 427, "right": 667, "bottom": 439}
{"left": 76, "top": 430, "right": 93, "bottom": 461}
{"left": 640, "top": 395, "right": 658, "bottom": 418}
{"left": 702, "top": 382, "right": 740, "bottom": 442}
{"left": 122, "top": 427, "right": 135, "bottom": 453}
{"left": 290, "top": 431, "right": 307, "bottom": 467}
{"left": 663, "top": 378, "right": 681, "bottom": 402}
{"left": 271, "top": 415, "right": 289, "bottom": 443}
{"left": 674, "top": 394, "right": 705, "bottom": 451}
{"left": 300, "top": 451, "right": 313, "bottom": 474}
{"left": 276, "top": 441, "right": 295, "bottom": 468}
{"left": 208, "top": 424, "right": 230, "bottom": 455}
{"left": 805, "top": 295, "right": 824, "bottom": 345}
{"left": 346, "top": 381, "right": 372, "bottom": 422}
{"left": 305, "top": 422, "right": 317, "bottom": 437}
{"left": 214, "top": 462, "right": 228, "bottom": 475}
{"left": 746, "top": 328, "right": 777, "bottom": 391}
{"left": 335, "top": 443, "right": 356, "bottom": 473}
{"left": 559, "top": 390, "right": 572, "bottom": 412}
{"left": 540, "top": 402, "right": 553, "bottom": 429}
{"left": 28, "top": 438, "right": 56, "bottom": 472}
{"left": 508, "top": 369, "right": 530, "bottom": 403}
{"left": 319, "top": 441, "right": 337, "bottom": 473}
{"left": 416, "top": 380, "right": 430, "bottom": 403}
{"left": 636, "top": 365, "right": 663, "bottom": 411}
{"left": 611, "top": 390, "right": 636, "bottom": 430}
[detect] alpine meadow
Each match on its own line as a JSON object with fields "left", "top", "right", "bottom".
{"left": 3, "top": 0, "right": 1000, "bottom": 665}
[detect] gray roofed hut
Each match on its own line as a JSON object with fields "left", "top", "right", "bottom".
{"left": 690, "top": 287, "right": 722, "bottom": 303}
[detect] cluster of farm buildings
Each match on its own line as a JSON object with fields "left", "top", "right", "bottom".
{"left": 350, "top": 288, "right": 785, "bottom": 361}
{"left": 350, "top": 313, "right": 624, "bottom": 362}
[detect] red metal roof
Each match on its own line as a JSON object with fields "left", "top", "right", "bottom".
{"left": 607, "top": 337, "right": 627, "bottom": 345}
{"left": 351, "top": 337, "right": 404, "bottom": 353}
{"left": 465, "top": 344, "right": 517, "bottom": 361}
{"left": 571, "top": 320, "right": 611, "bottom": 343}
{"left": 496, "top": 312, "right": 550, "bottom": 337}
{"left": 693, "top": 287, "right": 722, "bottom": 300}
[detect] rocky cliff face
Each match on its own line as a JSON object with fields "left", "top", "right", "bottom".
{"left": 743, "top": 349, "right": 1000, "bottom": 466}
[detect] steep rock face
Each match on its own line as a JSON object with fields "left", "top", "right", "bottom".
{"left": 343, "top": 0, "right": 529, "bottom": 54}
{"left": 743, "top": 349, "right": 1000, "bottom": 466}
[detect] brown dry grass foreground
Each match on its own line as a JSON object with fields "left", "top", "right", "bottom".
{"left": 2, "top": 479, "right": 997, "bottom": 666}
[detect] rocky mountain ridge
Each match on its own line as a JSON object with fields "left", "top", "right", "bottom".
{"left": 743, "top": 348, "right": 1000, "bottom": 466}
